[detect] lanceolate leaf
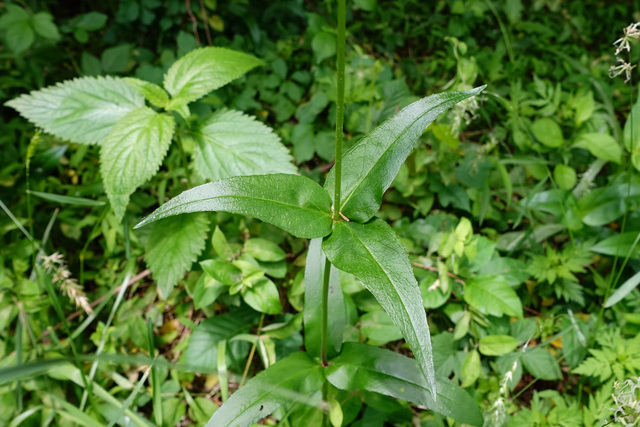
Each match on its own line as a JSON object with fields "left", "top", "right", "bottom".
{"left": 192, "top": 109, "right": 297, "bottom": 181}
{"left": 205, "top": 352, "right": 324, "bottom": 427}
{"left": 322, "top": 218, "right": 436, "bottom": 397}
{"left": 6, "top": 76, "right": 144, "bottom": 145}
{"left": 135, "top": 174, "right": 333, "bottom": 239}
{"left": 164, "top": 47, "right": 263, "bottom": 110}
{"left": 605, "top": 270, "right": 640, "bottom": 307}
{"left": 326, "top": 343, "right": 483, "bottom": 426}
{"left": 101, "top": 107, "right": 175, "bottom": 220}
{"left": 304, "top": 238, "right": 345, "bottom": 359}
{"left": 324, "top": 86, "right": 485, "bottom": 222}
{"left": 145, "top": 213, "right": 209, "bottom": 299}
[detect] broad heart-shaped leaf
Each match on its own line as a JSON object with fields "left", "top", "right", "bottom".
{"left": 205, "top": 352, "right": 324, "bottom": 427}
{"left": 322, "top": 218, "right": 436, "bottom": 398}
{"left": 6, "top": 76, "right": 144, "bottom": 145}
{"left": 101, "top": 107, "right": 175, "bottom": 220}
{"left": 164, "top": 47, "right": 263, "bottom": 110}
{"left": 463, "top": 276, "right": 523, "bottom": 318}
{"left": 192, "top": 109, "right": 297, "bottom": 181}
{"left": 135, "top": 174, "right": 333, "bottom": 239}
{"left": 326, "top": 343, "right": 483, "bottom": 426}
{"left": 144, "top": 213, "right": 209, "bottom": 299}
{"left": 304, "top": 238, "right": 345, "bottom": 359}
{"left": 324, "top": 86, "right": 485, "bottom": 222}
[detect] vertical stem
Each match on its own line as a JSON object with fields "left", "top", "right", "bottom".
{"left": 175, "top": 131, "right": 193, "bottom": 188}
{"left": 323, "top": 3, "right": 346, "bottom": 426}
{"left": 239, "top": 313, "right": 265, "bottom": 388}
{"left": 321, "top": 260, "right": 331, "bottom": 365}
{"left": 333, "top": 0, "right": 346, "bottom": 218}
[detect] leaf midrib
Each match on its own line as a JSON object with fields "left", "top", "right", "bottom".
{"left": 342, "top": 223, "right": 418, "bottom": 346}
{"left": 158, "top": 193, "right": 331, "bottom": 220}
{"left": 329, "top": 360, "right": 452, "bottom": 407}
{"left": 215, "top": 364, "right": 320, "bottom": 425}
{"left": 339, "top": 99, "right": 451, "bottom": 212}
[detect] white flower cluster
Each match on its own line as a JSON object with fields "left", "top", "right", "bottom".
{"left": 612, "top": 377, "right": 640, "bottom": 426}
{"left": 610, "top": 22, "right": 640, "bottom": 83}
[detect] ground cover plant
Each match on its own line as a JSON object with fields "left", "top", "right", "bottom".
{"left": 1, "top": 0, "right": 640, "bottom": 426}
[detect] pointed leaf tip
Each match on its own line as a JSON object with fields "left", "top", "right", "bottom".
{"left": 135, "top": 174, "right": 333, "bottom": 238}
{"left": 325, "top": 85, "right": 486, "bottom": 222}
{"left": 323, "top": 219, "right": 437, "bottom": 398}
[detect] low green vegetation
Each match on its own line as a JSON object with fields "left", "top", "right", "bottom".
{"left": 1, "top": 0, "right": 639, "bottom": 426}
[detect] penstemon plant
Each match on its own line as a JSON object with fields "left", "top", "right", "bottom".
{"left": 136, "top": 2, "right": 485, "bottom": 426}
{"left": 6, "top": 46, "right": 298, "bottom": 297}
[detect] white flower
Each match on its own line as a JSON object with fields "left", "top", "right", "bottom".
{"left": 614, "top": 22, "right": 640, "bottom": 56}
{"left": 609, "top": 58, "right": 636, "bottom": 83}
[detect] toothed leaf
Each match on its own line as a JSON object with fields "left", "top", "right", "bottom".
{"left": 101, "top": 107, "right": 175, "bottom": 220}
{"left": 193, "top": 109, "right": 296, "bottom": 181}
{"left": 145, "top": 213, "right": 209, "bottom": 299}
{"left": 6, "top": 76, "right": 144, "bottom": 145}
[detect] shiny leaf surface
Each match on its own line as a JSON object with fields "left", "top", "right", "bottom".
{"left": 324, "top": 86, "right": 485, "bottom": 222}
{"left": 136, "top": 174, "right": 333, "bottom": 239}
{"left": 322, "top": 218, "right": 436, "bottom": 396}
{"left": 205, "top": 352, "right": 324, "bottom": 427}
{"left": 326, "top": 343, "right": 483, "bottom": 426}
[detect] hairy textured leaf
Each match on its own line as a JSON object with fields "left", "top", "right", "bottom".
{"left": 6, "top": 76, "right": 144, "bottom": 145}
{"left": 164, "top": 47, "right": 263, "bottom": 109}
{"left": 192, "top": 109, "right": 296, "bottom": 181}
{"left": 205, "top": 352, "right": 324, "bottom": 427}
{"left": 324, "top": 86, "right": 485, "bottom": 222}
{"left": 145, "top": 213, "right": 209, "bottom": 298}
{"left": 326, "top": 343, "right": 483, "bottom": 426}
{"left": 101, "top": 107, "right": 175, "bottom": 220}
{"left": 464, "top": 276, "right": 523, "bottom": 318}
{"left": 135, "top": 174, "right": 333, "bottom": 239}
{"left": 304, "top": 238, "right": 345, "bottom": 359}
{"left": 123, "top": 77, "right": 169, "bottom": 108}
{"left": 323, "top": 218, "right": 436, "bottom": 397}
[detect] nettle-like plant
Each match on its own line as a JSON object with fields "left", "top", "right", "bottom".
{"left": 136, "top": 4, "right": 485, "bottom": 426}
{"left": 6, "top": 46, "right": 299, "bottom": 296}
{"left": 6, "top": 48, "right": 297, "bottom": 221}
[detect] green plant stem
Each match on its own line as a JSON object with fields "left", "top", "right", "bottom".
{"left": 175, "top": 131, "right": 193, "bottom": 188}
{"left": 333, "top": 0, "right": 346, "bottom": 219}
{"left": 239, "top": 313, "right": 265, "bottom": 388}
{"left": 321, "top": 260, "right": 331, "bottom": 366}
